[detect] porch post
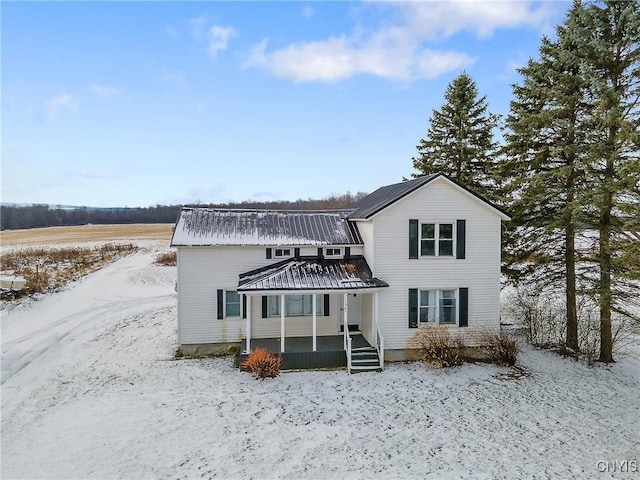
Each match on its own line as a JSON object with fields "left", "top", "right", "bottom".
{"left": 245, "top": 294, "right": 251, "bottom": 352}
{"left": 374, "top": 291, "right": 379, "bottom": 347}
{"left": 312, "top": 293, "right": 317, "bottom": 352}
{"left": 280, "top": 294, "right": 285, "bottom": 353}
{"left": 343, "top": 293, "right": 348, "bottom": 332}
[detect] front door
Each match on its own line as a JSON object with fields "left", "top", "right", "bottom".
{"left": 346, "top": 293, "right": 362, "bottom": 332}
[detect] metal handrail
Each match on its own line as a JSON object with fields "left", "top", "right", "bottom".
{"left": 376, "top": 326, "right": 385, "bottom": 370}
{"left": 344, "top": 324, "right": 352, "bottom": 373}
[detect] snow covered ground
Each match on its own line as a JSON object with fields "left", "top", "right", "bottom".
{"left": 2, "top": 242, "right": 638, "bottom": 479}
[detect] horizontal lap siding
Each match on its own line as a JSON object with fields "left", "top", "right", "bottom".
{"left": 177, "top": 247, "right": 267, "bottom": 344}
{"left": 371, "top": 178, "right": 502, "bottom": 350}
{"left": 357, "top": 221, "right": 375, "bottom": 270}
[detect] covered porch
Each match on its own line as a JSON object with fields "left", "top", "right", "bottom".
{"left": 238, "top": 334, "right": 373, "bottom": 370}
{"left": 237, "top": 256, "right": 388, "bottom": 372}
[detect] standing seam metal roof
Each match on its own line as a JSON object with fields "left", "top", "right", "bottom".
{"left": 237, "top": 256, "right": 388, "bottom": 291}
{"left": 170, "top": 208, "right": 363, "bottom": 246}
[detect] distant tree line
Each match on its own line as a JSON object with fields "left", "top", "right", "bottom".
{"left": 0, "top": 192, "right": 368, "bottom": 231}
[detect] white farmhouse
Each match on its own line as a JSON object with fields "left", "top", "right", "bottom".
{"left": 171, "top": 173, "right": 510, "bottom": 372}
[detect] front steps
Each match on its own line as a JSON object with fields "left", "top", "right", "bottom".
{"left": 350, "top": 346, "right": 381, "bottom": 373}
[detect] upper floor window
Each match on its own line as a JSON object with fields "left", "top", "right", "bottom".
{"left": 325, "top": 248, "right": 341, "bottom": 257}
{"left": 274, "top": 248, "right": 291, "bottom": 258}
{"left": 421, "top": 223, "right": 453, "bottom": 256}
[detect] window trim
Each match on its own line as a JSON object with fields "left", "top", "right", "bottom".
{"left": 325, "top": 247, "right": 342, "bottom": 257}
{"left": 274, "top": 248, "right": 292, "bottom": 258}
{"left": 418, "top": 288, "right": 459, "bottom": 325}
{"left": 224, "top": 289, "right": 241, "bottom": 318}
{"left": 420, "top": 222, "right": 454, "bottom": 257}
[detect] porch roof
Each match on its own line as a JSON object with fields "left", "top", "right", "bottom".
{"left": 237, "top": 256, "right": 388, "bottom": 292}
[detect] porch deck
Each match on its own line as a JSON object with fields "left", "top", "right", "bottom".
{"left": 239, "top": 334, "right": 372, "bottom": 370}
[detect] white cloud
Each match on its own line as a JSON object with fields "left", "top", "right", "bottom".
{"left": 188, "top": 16, "right": 208, "bottom": 40}
{"left": 72, "top": 169, "right": 121, "bottom": 180}
{"left": 89, "top": 84, "right": 120, "bottom": 98}
{"left": 301, "top": 5, "right": 314, "bottom": 19}
{"left": 244, "top": 1, "right": 557, "bottom": 83}
{"left": 399, "top": 1, "right": 558, "bottom": 40}
{"left": 42, "top": 94, "right": 74, "bottom": 120}
{"left": 208, "top": 25, "right": 236, "bottom": 60}
{"left": 161, "top": 69, "right": 189, "bottom": 86}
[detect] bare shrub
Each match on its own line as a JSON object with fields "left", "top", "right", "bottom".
{"left": 502, "top": 286, "right": 638, "bottom": 365}
{"left": 155, "top": 251, "right": 177, "bottom": 266}
{"left": 241, "top": 348, "right": 282, "bottom": 379}
{"left": 408, "top": 325, "right": 466, "bottom": 368}
{"left": 483, "top": 331, "right": 519, "bottom": 366}
{"left": 1, "top": 243, "right": 138, "bottom": 298}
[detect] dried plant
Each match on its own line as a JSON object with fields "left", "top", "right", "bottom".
{"left": 241, "top": 348, "right": 282, "bottom": 379}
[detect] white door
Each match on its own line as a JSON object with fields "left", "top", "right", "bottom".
{"left": 347, "top": 293, "right": 362, "bottom": 331}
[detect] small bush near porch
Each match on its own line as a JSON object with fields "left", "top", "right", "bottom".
{"left": 408, "top": 325, "right": 466, "bottom": 368}
{"left": 241, "top": 348, "right": 282, "bottom": 379}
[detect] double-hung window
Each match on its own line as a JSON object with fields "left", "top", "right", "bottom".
{"left": 274, "top": 248, "right": 291, "bottom": 258}
{"left": 267, "top": 294, "right": 324, "bottom": 317}
{"left": 419, "top": 289, "right": 457, "bottom": 324}
{"left": 421, "top": 223, "right": 453, "bottom": 256}
{"left": 225, "top": 290, "right": 241, "bottom": 317}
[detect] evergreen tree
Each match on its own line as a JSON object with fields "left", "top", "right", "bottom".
{"left": 411, "top": 72, "right": 500, "bottom": 195}
{"left": 501, "top": 2, "right": 591, "bottom": 352}
{"left": 503, "top": 0, "right": 639, "bottom": 362}
{"left": 575, "top": 0, "right": 640, "bottom": 362}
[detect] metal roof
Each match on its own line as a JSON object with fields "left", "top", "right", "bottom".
{"left": 237, "top": 256, "right": 388, "bottom": 292}
{"left": 171, "top": 208, "right": 363, "bottom": 247}
{"left": 347, "top": 172, "right": 510, "bottom": 220}
{"left": 347, "top": 174, "right": 439, "bottom": 219}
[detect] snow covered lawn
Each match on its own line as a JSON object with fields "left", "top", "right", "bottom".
{"left": 2, "top": 246, "right": 638, "bottom": 479}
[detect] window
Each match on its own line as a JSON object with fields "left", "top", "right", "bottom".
{"left": 420, "top": 223, "right": 453, "bottom": 256}
{"left": 325, "top": 248, "right": 341, "bottom": 257}
{"left": 274, "top": 248, "right": 291, "bottom": 257}
{"left": 225, "top": 290, "right": 241, "bottom": 317}
{"left": 267, "top": 294, "right": 324, "bottom": 317}
{"left": 419, "top": 289, "right": 457, "bottom": 324}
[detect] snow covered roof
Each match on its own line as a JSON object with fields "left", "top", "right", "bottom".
{"left": 171, "top": 208, "right": 363, "bottom": 247}
{"left": 348, "top": 172, "right": 510, "bottom": 220}
{"left": 237, "top": 257, "right": 388, "bottom": 292}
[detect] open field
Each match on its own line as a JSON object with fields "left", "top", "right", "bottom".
{"left": 0, "top": 223, "right": 174, "bottom": 250}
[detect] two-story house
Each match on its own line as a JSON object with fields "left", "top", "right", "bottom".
{"left": 170, "top": 173, "right": 510, "bottom": 372}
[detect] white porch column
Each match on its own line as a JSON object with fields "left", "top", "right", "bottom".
{"left": 374, "top": 291, "right": 379, "bottom": 346}
{"left": 280, "top": 294, "right": 285, "bottom": 353}
{"left": 312, "top": 294, "right": 317, "bottom": 352}
{"left": 343, "top": 293, "right": 348, "bottom": 331}
{"left": 245, "top": 294, "right": 251, "bottom": 352}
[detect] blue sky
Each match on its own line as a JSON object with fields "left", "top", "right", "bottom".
{"left": 2, "top": 1, "right": 570, "bottom": 207}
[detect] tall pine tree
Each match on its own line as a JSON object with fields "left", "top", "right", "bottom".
{"left": 575, "top": 0, "right": 640, "bottom": 362}
{"left": 501, "top": 2, "right": 591, "bottom": 352}
{"left": 412, "top": 72, "right": 499, "bottom": 196}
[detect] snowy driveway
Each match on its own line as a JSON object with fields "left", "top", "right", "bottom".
{"left": 1, "top": 249, "right": 638, "bottom": 479}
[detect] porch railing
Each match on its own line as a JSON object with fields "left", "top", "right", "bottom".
{"left": 376, "top": 325, "right": 384, "bottom": 370}
{"left": 344, "top": 325, "right": 352, "bottom": 373}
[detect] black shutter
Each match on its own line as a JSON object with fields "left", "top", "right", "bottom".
{"left": 456, "top": 220, "right": 466, "bottom": 259}
{"left": 242, "top": 295, "right": 247, "bottom": 319}
{"left": 324, "top": 294, "right": 330, "bottom": 316}
{"left": 459, "top": 288, "right": 468, "bottom": 327}
{"left": 266, "top": 248, "right": 272, "bottom": 259}
{"left": 217, "top": 289, "right": 224, "bottom": 319}
{"left": 408, "top": 288, "right": 418, "bottom": 328}
{"left": 409, "top": 219, "right": 418, "bottom": 259}
{"left": 294, "top": 247, "right": 300, "bottom": 258}
{"left": 318, "top": 247, "right": 324, "bottom": 259}
{"left": 345, "top": 247, "right": 351, "bottom": 259}
{"left": 262, "top": 296, "right": 268, "bottom": 318}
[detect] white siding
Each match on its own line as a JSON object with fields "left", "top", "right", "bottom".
{"left": 357, "top": 221, "right": 375, "bottom": 271}
{"left": 176, "top": 246, "right": 343, "bottom": 344}
{"left": 370, "top": 177, "right": 503, "bottom": 350}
